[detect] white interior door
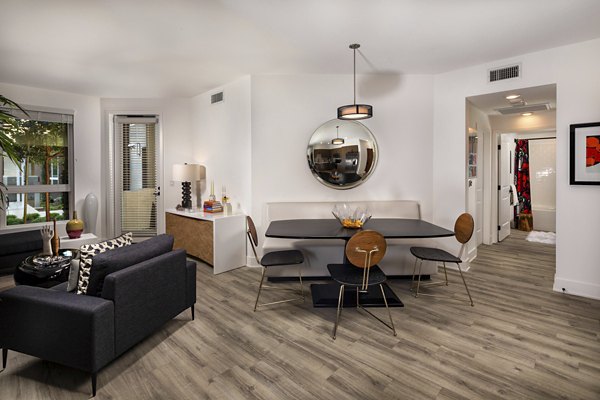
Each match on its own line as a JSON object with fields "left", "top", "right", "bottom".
{"left": 498, "top": 136, "right": 512, "bottom": 241}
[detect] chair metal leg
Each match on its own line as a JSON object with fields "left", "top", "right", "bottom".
{"left": 380, "top": 284, "right": 397, "bottom": 336}
{"left": 298, "top": 265, "right": 305, "bottom": 302}
{"left": 191, "top": 306, "right": 195, "bottom": 320}
{"left": 411, "top": 257, "right": 419, "bottom": 289}
{"left": 415, "top": 259, "right": 424, "bottom": 297}
{"left": 442, "top": 262, "right": 449, "bottom": 286}
{"left": 2, "top": 348, "right": 7, "bottom": 370}
{"left": 91, "top": 372, "right": 97, "bottom": 397}
{"left": 456, "top": 263, "right": 474, "bottom": 306}
{"left": 254, "top": 267, "right": 267, "bottom": 312}
{"left": 332, "top": 285, "right": 344, "bottom": 340}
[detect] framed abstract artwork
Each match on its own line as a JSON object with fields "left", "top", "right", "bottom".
{"left": 570, "top": 122, "right": 600, "bottom": 185}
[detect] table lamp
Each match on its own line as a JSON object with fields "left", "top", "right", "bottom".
{"left": 172, "top": 163, "right": 202, "bottom": 209}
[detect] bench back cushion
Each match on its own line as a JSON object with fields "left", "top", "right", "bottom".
{"left": 265, "top": 200, "right": 421, "bottom": 223}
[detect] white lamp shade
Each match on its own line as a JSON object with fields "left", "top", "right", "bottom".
{"left": 172, "top": 164, "right": 203, "bottom": 182}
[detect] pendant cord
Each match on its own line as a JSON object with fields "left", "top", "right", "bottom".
{"left": 353, "top": 47, "right": 356, "bottom": 105}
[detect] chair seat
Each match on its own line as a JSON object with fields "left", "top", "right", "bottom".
{"left": 410, "top": 246, "right": 462, "bottom": 263}
{"left": 327, "top": 264, "right": 387, "bottom": 286}
{"left": 261, "top": 250, "right": 304, "bottom": 267}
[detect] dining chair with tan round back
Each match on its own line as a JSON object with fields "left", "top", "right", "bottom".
{"left": 327, "top": 230, "right": 397, "bottom": 340}
{"left": 246, "top": 216, "right": 305, "bottom": 311}
{"left": 410, "top": 213, "right": 474, "bottom": 306}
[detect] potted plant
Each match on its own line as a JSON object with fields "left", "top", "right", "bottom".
{"left": 0, "top": 95, "right": 27, "bottom": 209}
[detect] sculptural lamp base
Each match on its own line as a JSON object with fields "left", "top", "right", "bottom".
{"left": 181, "top": 181, "right": 192, "bottom": 209}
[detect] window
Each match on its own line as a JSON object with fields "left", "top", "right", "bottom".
{"left": 1, "top": 108, "right": 74, "bottom": 227}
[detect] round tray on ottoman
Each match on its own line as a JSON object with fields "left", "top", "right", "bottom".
{"left": 14, "top": 249, "right": 78, "bottom": 288}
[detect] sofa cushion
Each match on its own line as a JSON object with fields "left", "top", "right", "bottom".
{"left": 76, "top": 233, "right": 133, "bottom": 295}
{"left": 85, "top": 234, "right": 174, "bottom": 297}
{"left": 0, "top": 230, "right": 43, "bottom": 256}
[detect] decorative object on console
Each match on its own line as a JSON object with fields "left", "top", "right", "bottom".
{"left": 172, "top": 163, "right": 202, "bottom": 209}
{"left": 307, "top": 119, "right": 378, "bottom": 189}
{"left": 51, "top": 219, "right": 60, "bottom": 256}
{"left": 204, "top": 180, "right": 223, "bottom": 212}
{"left": 40, "top": 225, "right": 53, "bottom": 256}
{"left": 337, "top": 43, "right": 373, "bottom": 120}
{"left": 332, "top": 203, "right": 371, "bottom": 228}
{"left": 84, "top": 192, "right": 98, "bottom": 234}
{"left": 570, "top": 122, "right": 600, "bottom": 185}
{"left": 221, "top": 185, "right": 232, "bottom": 214}
{"left": 66, "top": 211, "right": 84, "bottom": 239}
{"left": 209, "top": 180, "right": 216, "bottom": 201}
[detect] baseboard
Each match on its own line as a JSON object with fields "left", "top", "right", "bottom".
{"left": 553, "top": 277, "right": 600, "bottom": 300}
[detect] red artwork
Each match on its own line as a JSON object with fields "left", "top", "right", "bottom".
{"left": 587, "top": 135, "right": 600, "bottom": 167}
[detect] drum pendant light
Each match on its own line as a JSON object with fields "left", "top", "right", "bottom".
{"left": 337, "top": 43, "right": 373, "bottom": 120}
{"left": 331, "top": 125, "right": 345, "bottom": 145}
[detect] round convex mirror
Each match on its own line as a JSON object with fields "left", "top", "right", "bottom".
{"left": 306, "top": 119, "right": 378, "bottom": 189}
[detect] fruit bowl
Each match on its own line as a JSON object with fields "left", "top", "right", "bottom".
{"left": 332, "top": 204, "right": 371, "bottom": 229}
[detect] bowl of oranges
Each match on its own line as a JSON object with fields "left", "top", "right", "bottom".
{"left": 332, "top": 203, "right": 371, "bottom": 229}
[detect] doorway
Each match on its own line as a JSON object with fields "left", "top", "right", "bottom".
{"left": 113, "top": 115, "right": 162, "bottom": 237}
{"left": 465, "top": 84, "right": 557, "bottom": 259}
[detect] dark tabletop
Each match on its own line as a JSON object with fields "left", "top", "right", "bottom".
{"left": 265, "top": 218, "right": 454, "bottom": 240}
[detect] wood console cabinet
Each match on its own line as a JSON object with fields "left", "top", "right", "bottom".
{"left": 165, "top": 209, "right": 246, "bottom": 274}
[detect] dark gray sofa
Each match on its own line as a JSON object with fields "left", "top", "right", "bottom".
{"left": 0, "top": 234, "right": 196, "bottom": 396}
{"left": 0, "top": 230, "right": 43, "bottom": 276}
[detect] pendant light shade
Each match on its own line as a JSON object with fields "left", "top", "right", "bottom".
{"left": 337, "top": 43, "right": 373, "bottom": 120}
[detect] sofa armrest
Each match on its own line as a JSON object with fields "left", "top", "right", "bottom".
{"left": 186, "top": 260, "right": 197, "bottom": 308}
{"left": 0, "top": 285, "right": 115, "bottom": 373}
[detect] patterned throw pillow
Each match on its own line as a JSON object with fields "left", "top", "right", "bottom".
{"left": 76, "top": 232, "right": 133, "bottom": 295}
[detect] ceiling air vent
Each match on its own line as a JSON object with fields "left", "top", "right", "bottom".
{"left": 488, "top": 64, "right": 520, "bottom": 82}
{"left": 211, "top": 91, "right": 224, "bottom": 104}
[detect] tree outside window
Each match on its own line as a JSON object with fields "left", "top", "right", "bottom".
{"left": 1, "top": 108, "right": 73, "bottom": 227}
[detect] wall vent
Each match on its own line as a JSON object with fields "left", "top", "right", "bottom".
{"left": 488, "top": 64, "right": 520, "bottom": 82}
{"left": 211, "top": 91, "right": 224, "bottom": 104}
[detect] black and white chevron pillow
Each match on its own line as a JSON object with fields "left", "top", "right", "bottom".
{"left": 76, "top": 232, "right": 133, "bottom": 295}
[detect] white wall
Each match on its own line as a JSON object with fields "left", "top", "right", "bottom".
{"left": 100, "top": 98, "right": 193, "bottom": 235}
{"left": 434, "top": 38, "right": 600, "bottom": 300}
{"left": 250, "top": 73, "right": 434, "bottom": 235}
{"left": 190, "top": 76, "right": 252, "bottom": 214}
{"left": 0, "top": 82, "right": 103, "bottom": 237}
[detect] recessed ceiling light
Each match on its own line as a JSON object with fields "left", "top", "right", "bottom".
{"left": 521, "top": 112, "right": 533, "bottom": 116}
{"left": 506, "top": 94, "right": 521, "bottom": 100}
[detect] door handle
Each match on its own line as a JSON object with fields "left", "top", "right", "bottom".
{"left": 154, "top": 186, "right": 161, "bottom": 196}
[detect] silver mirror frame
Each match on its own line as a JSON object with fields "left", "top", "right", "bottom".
{"left": 306, "top": 119, "right": 378, "bottom": 190}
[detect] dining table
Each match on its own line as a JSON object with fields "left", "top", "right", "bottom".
{"left": 265, "top": 218, "right": 455, "bottom": 308}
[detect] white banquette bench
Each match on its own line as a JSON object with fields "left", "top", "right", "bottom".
{"left": 261, "top": 201, "right": 440, "bottom": 278}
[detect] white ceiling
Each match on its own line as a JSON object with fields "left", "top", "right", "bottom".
{"left": 1, "top": 0, "right": 600, "bottom": 98}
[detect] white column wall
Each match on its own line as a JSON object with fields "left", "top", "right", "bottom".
{"left": 434, "top": 38, "right": 600, "bottom": 299}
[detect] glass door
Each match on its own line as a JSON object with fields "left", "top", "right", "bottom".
{"left": 114, "top": 116, "right": 160, "bottom": 237}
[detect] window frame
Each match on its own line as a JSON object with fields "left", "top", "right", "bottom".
{"left": 0, "top": 106, "right": 75, "bottom": 230}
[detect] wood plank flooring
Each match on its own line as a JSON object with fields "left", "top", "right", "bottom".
{"left": 1, "top": 230, "right": 599, "bottom": 399}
